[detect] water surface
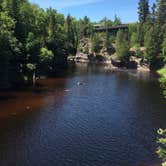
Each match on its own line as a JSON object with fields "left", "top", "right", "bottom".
{"left": 0, "top": 63, "right": 166, "bottom": 166}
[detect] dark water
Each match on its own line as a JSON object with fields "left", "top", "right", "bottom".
{"left": 0, "top": 63, "right": 166, "bottom": 166}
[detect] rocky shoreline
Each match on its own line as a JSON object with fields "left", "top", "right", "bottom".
{"left": 68, "top": 37, "right": 150, "bottom": 72}
{"left": 68, "top": 53, "right": 150, "bottom": 72}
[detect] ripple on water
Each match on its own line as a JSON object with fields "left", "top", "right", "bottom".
{"left": 0, "top": 65, "right": 165, "bottom": 166}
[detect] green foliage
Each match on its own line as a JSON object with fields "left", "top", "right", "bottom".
{"left": 66, "top": 15, "right": 78, "bottom": 55}
{"left": 135, "top": 0, "right": 166, "bottom": 70}
{"left": 162, "top": 34, "right": 166, "bottom": 61}
{"left": 151, "top": 3, "right": 157, "bottom": 22}
{"left": 0, "top": 0, "right": 77, "bottom": 85}
{"left": 157, "top": 69, "right": 166, "bottom": 166}
{"left": 158, "top": 68, "right": 166, "bottom": 77}
{"left": 98, "top": 15, "right": 121, "bottom": 27}
{"left": 156, "top": 0, "right": 166, "bottom": 26}
{"left": 99, "top": 17, "right": 113, "bottom": 26}
{"left": 26, "top": 63, "right": 36, "bottom": 71}
{"left": 157, "top": 129, "right": 166, "bottom": 166}
{"left": 158, "top": 68, "right": 166, "bottom": 98}
{"left": 115, "top": 30, "right": 130, "bottom": 62}
{"left": 78, "top": 16, "right": 93, "bottom": 38}
{"left": 113, "top": 15, "right": 121, "bottom": 26}
{"left": 92, "top": 33, "right": 102, "bottom": 53}
{"left": 104, "top": 31, "right": 112, "bottom": 50}
{"left": 138, "top": 0, "right": 150, "bottom": 24}
{"left": 39, "top": 47, "right": 53, "bottom": 63}
{"left": 0, "top": 11, "right": 20, "bottom": 83}
{"left": 144, "top": 25, "right": 163, "bottom": 70}
{"left": 38, "top": 47, "right": 53, "bottom": 73}
{"left": 137, "top": 24, "right": 145, "bottom": 46}
{"left": 109, "top": 35, "right": 116, "bottom": 43}
{"left": 0, "top": 0, "right": 165, "bottom": 86}
{"left": 128, "top": 23, "right": 138, "bottom": 37}
{"left": 135, "top": 47, "right": 143, "bottom": 58}
{"left": 130, "top": 32, "right": 140, "bottom": 47}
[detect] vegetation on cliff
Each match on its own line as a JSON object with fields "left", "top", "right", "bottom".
{"left": 0, "top": 0, "right": 166, "bottom": 86}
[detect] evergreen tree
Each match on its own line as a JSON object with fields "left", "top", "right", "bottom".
{"left": 92, "top": 33, "right": 101, "bottom": 53}
{"left": 79, "top": 16, "right": 93, "bottom": 38}
{"left": 138, "top": 0, "right": 150, "bottom": 24}
{"left": 113, "top": 15, "right": 121, "bottom": 26}
{"left": 144, "top": 25, "right": 164, "bottom": 70}
{"left": 130, "top": 32, "right": 139, "bottom": 47}
{"left": 151, "top": 3, "right": 156, "bottom": 23}
{"left": 162, "top": 34, "right": 166, "bottom": 61}
{"left": 66, "top": 15, "right": 78, "bottom": 55}
{"left": 0, "top": 12, "right": 19, "bottom": 86}
{"left": 46, "top": 8, "right": 68, "bottom": 67}
{"left": 156, "top": 0, "right": 166, "bottom": 26}
{"left": 115, "top": 30, "right": 130, "bottom": 62}
{"left": 104, "top": 31, "right": 111, "bottom": 50}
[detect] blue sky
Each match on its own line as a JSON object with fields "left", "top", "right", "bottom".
{"left": 29, "top": 0, "right": 156, "bottom": 23}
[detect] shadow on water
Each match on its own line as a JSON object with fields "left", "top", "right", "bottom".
{"left": 0, "top": 63, "right": 165, "bottom": 166}
{"left": 0, "top": 78, "right": 68, "bottom": 118}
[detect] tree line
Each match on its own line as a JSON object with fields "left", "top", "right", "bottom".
{"left": 130, "top": 0, "right": 166, "bottom": 70}
{"left": 0, "top": 0, "right": 122, "bottom": 86}
{"left": 78, "top": 0, "right": 166, "bottom": 71}
{"left": 0, "top": 0, "right": 91, "bottom": 86}
{"left": 0, "top": 0, "right": 166, "bottom": 87}
{"left": 107, "top": 0, "right": 166, "bottom": 70}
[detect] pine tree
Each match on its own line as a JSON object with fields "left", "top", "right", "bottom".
{"left": 115, "top": 30, "right": 129, "bottom": 62}
{"left": 138, "top": 0, "right": 150, "bottom": 24}
{"left": 92, "top": 33, "right": 101, "bottom": 53}
{"left": 151, "top": 3, "right": 156, "bottom": 23}
{"left": 66, "top": 15, "right": 78, "bottom": 55}
{"left": 162, "top": 34, "right": 166, "bottom": 61}
{"left": 144, "top": 25, "right": 163, "bottom": 70}
{"left": 156, "top": 0, "right": 166, "bottom": 26}
{"left": 130, "top": 32, "right": 139, "bottom": 47}
{"left": 104, "top": 30, "right": 111, "bottom": 50}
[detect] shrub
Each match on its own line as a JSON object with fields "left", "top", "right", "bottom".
{"left": 115, "top": 30, "right": 130, "bottom": 62}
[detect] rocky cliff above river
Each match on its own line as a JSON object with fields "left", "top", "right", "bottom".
{"left": 68, "top": 37, "right": 149, "bottom": 71}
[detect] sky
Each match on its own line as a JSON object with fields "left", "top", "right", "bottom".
{"left": 29, "top": 0, "right": 156, "bottom": 23}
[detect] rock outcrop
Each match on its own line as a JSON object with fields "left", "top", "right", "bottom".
{"left": 69, "top": 37, "right": 149, "bottom": 71}
{"left": 74, "top": 38, "right": 114, "bottom": 63}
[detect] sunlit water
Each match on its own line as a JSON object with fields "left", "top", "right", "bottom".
{"left": 0, "top": 63, "right": 166, "bottom": 166}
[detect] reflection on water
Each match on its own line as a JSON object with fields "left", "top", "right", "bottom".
{"left": 0, "top": 78, "right": 67, "bottom": 118}
{"left": 0, "top": 63, "right": 165, "bottom": 166}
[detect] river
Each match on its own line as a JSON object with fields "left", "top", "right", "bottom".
{"left": 0, "top": 63, "right": 166, "bottom": 166}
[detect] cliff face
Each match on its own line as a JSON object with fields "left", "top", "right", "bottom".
{"left": 71, "top": 37, "right": 149, "bottom": 71}
{"left": 75, "top": 38, "right": 115, "bottom": 64}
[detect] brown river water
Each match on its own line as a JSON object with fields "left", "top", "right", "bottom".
{"left": 0, "top": 63, "right": 166, "bottom": 166}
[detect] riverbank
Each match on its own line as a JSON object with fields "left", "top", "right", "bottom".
{"left": 68, "top": 56, "right": 150, "bottom": 72}
{"left": 68, "top": 36, "right": 150, "bottom": 72}
{"left": 0, "top": 63, "right": 165, "bottom": 166}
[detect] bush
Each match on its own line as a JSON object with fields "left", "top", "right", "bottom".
{"left": 135, "top": 47, "right": 143, "bottom": 58}
{"left": 157, "top": 69, "right": 166, "bottom": 166}
{"left": 130, "top": 32, "right": 139, "bottom": 47}
{"left": 162, "top": 35, "right": 166, "bottom": 62}
{"left": 39, "top": 47, "right": 54, "bottom": 63}
{"left": 115, "top": 30, "right": 130, "bottom": 62}
{"left": 92, "top": 33, "right": 102, "bottom": 53}
{"left": 158, "top": 68, "right": 166, "bottom": 98}
{"left": 157, "top": 129, "right": 166, "bottom": 166}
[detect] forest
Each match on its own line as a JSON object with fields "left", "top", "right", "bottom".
{"left": 0, "top": 0, "right": 166, "bottom": 87}
{"left": 1, "top": 0, "right": 166, "bottom": 165}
